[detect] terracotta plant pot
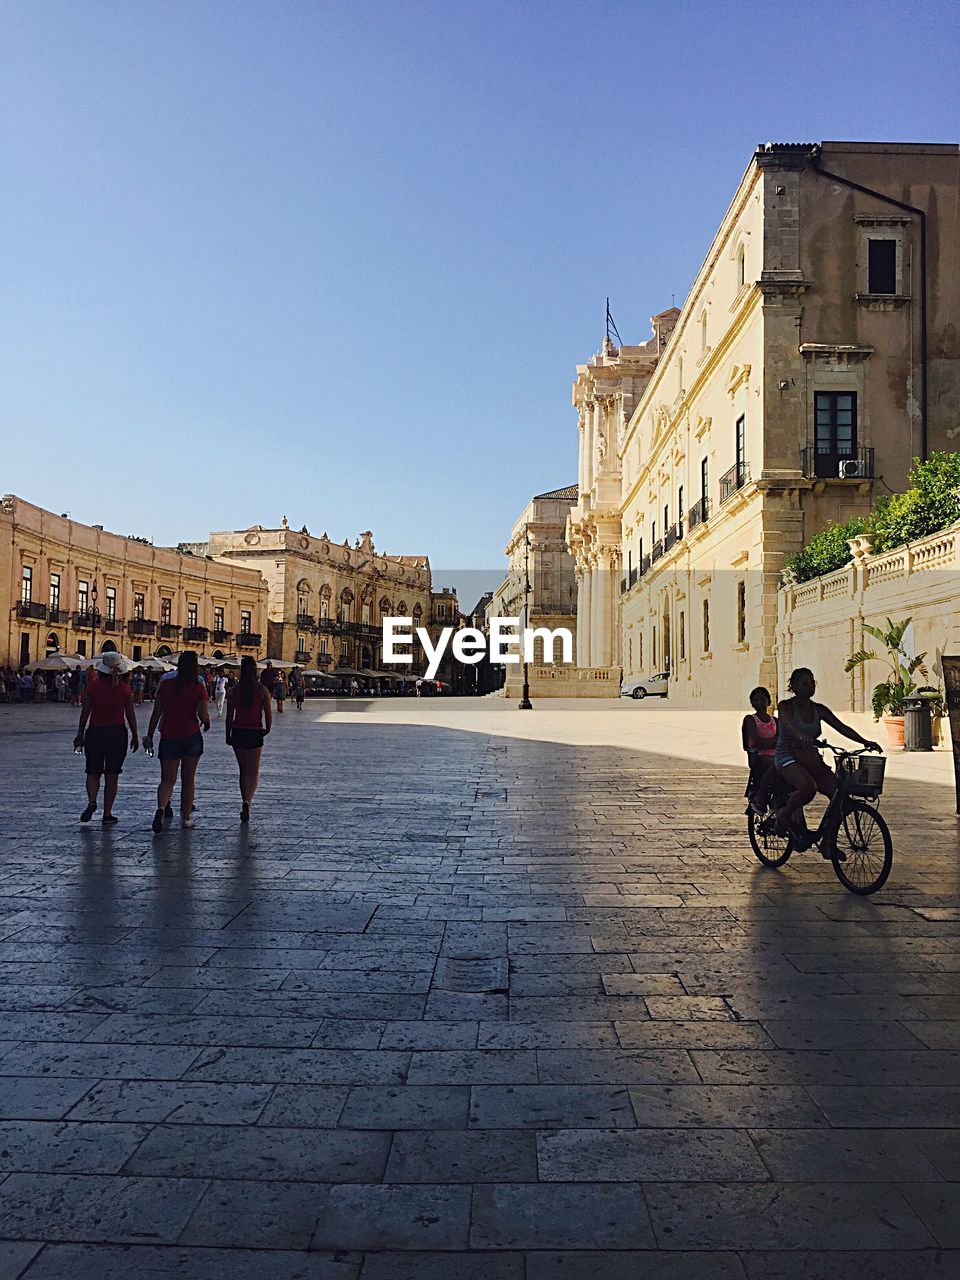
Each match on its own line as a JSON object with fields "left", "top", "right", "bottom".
{"left": 883, "top": 715, "right": 905, "bottom": 748}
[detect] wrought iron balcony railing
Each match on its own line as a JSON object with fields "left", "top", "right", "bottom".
{"left": 236, "top": 632, "right": 262, "bottom": 648}
{"left": 688, "top": 496, "right": 711, "bottom": 530}
{"left": 127, "top": 619, "right": 157, "bottom": 636}
{"left": 800, "top": 445, "right": 875, "bottom": 481}
{"left": 212, "top": 630, "right": 233, "bottom": 644}
{"left": 101, "top": 617, "right": 123, "bottom": 633}
{"left": 296, "top": 613, "right": 316, "bottom": 629}
{"left": 664, "top": 520, "right": 684, "bottom": 552}
{"left": 183, "top": 626, "right": 209, "bottom": 642}
{"left": 720, "top": 460, "right": 750, "bottom": 504}
{"left": 15, "top": 601, "right": 47, "bottom": 620}
{"left": 159, "top": 622, "right": 180, "bottom": 639}
{"left": 651, "top": 539, "right": 664, "bottom": 563}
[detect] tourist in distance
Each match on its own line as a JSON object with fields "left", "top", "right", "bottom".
{"left": 73, "top": 651, "right": 139, "bottom": 824}
{"left": 213, "top": 670, "right": 228, "bottom": 717}
{"left": 273, "top": 671, "right": 287, "bottom": 713}
{"left": 774, "top": 667, "right": 881, "bottom": 851}
{"left": 144, "top": 651, "right": 210, "bottom": 832}
{"left": 225, "top": 654, "right": 273, "bottom": 823}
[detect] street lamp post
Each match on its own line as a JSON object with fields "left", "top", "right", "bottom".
{"left": 90, "top": 580, "right": 99, "bottom": 659}
{"left": 518, "top": 528, "right": 533, "bottom": 710}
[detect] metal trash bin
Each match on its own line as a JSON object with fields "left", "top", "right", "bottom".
{"left": 903, "top": 695, "right": 932, "bottom": 752}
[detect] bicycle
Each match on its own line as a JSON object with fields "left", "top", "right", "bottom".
{"left": 747, "top": 742, "right": 892, "bottom": 895}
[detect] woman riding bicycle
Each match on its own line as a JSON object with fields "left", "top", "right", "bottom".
{"left": 775, "top": 668, "right": 880, "bottom": 852}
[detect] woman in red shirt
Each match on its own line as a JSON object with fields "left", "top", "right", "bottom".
{"left": 144, "top": 651, "right": 210, "bottom": 832}
{"left": 225, "top": 655, "right": 273, "bottom": 823}
{"left": 73, "top": 651, "right": 139, "bottom": 824}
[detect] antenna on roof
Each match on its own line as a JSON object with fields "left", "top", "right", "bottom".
{"left": 605, "top": 297, "right": 622, "bottom": 347}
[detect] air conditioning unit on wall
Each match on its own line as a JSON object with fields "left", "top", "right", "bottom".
{"left": 839, "top": 458, "right": 867, "bottom": 479}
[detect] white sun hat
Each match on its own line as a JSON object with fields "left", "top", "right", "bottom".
{"left": 94, "top": 651, "right": 130, "bottom": 676}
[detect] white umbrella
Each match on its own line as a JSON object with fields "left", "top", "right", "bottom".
{"left": 136, "top": 656, "right": 175, "bottom": 672}
{"left": 258, "top": 658, "right": 299, "bottom": 669}
{"left": 27, "top": 654, "right": 80, "bottom": 673}
{"left": 76, "top": 653, "right": 136, "bottom": 672}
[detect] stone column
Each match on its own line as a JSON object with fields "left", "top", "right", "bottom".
{"left": 583, "top": 402, "right": 595, "bottom": 494}
{"left": 595, "top": 547, "right": 613, "bottom": 669}
{"left": 580, "top": 559, "right": 594, "bottom": 668}
{"left": 577, "top": 413, "right": 587, "bottom": 497}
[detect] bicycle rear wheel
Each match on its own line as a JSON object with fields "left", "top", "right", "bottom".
{"left": 829, "top": 800, "right": 893, "bottom": 895}
{"left": 748, "top": 809, "right": 794, "bottom": 867}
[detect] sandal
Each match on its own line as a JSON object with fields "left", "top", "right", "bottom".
{"left": 102, "top": 814, "right": 119, "bottom": 825}
{"left": 80, "top": 802, "right": 96, "bottom": 823}
{"left": 152, "top": 808, "right": 164, "bottom": 834}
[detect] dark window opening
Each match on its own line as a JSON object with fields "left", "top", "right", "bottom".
{"left": 868, "top": 239, "right": 897, "bottom": 295}
{"left": 815, "top": 391, "right": 857, "bottom": 460}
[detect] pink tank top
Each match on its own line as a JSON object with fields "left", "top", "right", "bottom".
{"left": 752, "top": 714, "right": 777, "bottom": 756}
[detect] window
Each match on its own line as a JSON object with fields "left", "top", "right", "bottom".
{"left": 651, "top": 519, "right": 657, "bottom": 546}
{"left": 76, "top": 639, "right": 87, "bottom": 656}
{"left": 320, "top": 598, "right": 328, "bottom": 620}
{"left": 700, "top": 456, "right": 709, "bottom": 502}
{"left": 361, "top": 603, "right": 371, "bottom": 625}
{"left": 134, "top": 592, "right": 145, "bottom": 620}
{"left": 663, "top": 502, "right": 669, "bottom": 533}
{"left": 46, "top": 631, "right": 59, "bottom": 654}
{"left": 868, "top": 238, "right": 897, "bottom": 294}
{"left": 105, "top": 586, "right": 116, "bottom": 621}
{"left": 677, "top": 485, "right": 684, "bottom": 523}
{"left": 240, "top": 610, "right": 251, "bottom": 634}
{"left": 78, "top": 580, "right": 89, "bottom": 614}
{"left": 187, "top": 602, "right": 198, "bottom": 628}
{"left": 652, "top": 624, "right": 658, "bottom": 668}
{"left": 160, "top": 597, "right": 172, "bottom": 625}
{"left": 702, "top": 599, "right": 711, "bottom": 652}
{"left": 297, "top": 635, "right": 306, "bottom": 653}
{"left": 638, "top": 634, "right": 643, "bottom": 670}
{"left": 49, "top": 572, "right": 61, "bottom": 613}
{"left": 737, "top": 244, "right": 745, "bottom": 289}
{"left": 815, "top": 392, "right": 857, "bottom": 460}
{"left": 679, "top": 611, "right": 686, "bottom": 660}
{"left": 214, "top": 605, "right": 225, "bottom": 631}
{"left": 320, "top": 637, "right": 328, "bottom": 654}
{"left": 700, "top": 312, "right": 707, "bottom": 355}
{"left": 437, "top": 603, "right": 446, "bottom": 619}
{"left": 298, "top": 594, "right": 306, "bottom": 616}
{"left": 21, "top": 565, "right": 32, "bottom": 603}
{"left": 737, "top": 580, "right": 746, "bottom": 644}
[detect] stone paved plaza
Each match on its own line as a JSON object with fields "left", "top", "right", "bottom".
{"left": 0, "top": 697, "right": 959, "bottom": 1278}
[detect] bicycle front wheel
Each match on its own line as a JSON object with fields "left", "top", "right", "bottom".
{"left": 829, "top": 800, "right": 893, "bottom": 895}
{"left": 748, "top": 810, "right": 793, "bottom": 868}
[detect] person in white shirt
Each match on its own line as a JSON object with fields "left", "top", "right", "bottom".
{"left": 214, "top": 673, "right": 228, "bottom": 717}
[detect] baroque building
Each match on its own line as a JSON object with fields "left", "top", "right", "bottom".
{"left": 569, "top": 140, "right": 960, "bottom": 707}
{"left": 195, "top": 519, "right": 434, "bottom": 676}
{"left": 492, "top": 484, "right": 580, "bottom": 696}
{"left": 1, "top": 495, "right": 268, "bottom": 669}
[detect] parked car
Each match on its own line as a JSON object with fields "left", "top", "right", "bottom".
{"left": 620, "top": 672, "right": 669, "bottom": 700}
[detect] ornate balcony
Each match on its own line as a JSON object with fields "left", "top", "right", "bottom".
{"left": 73, "top": 610, "right": 96, "bottom": 630}
{"left": 317, "top": 617, "right": 338, "bottom": 635}
{"left": 15, "top": 601, "right": 47, "bottom": 621}
{"left": 688, "top": 496, "right": 711, "bottom": 530}
{"left": 800, "top": 446, "right": 875, "bottom": 481}
{"left": 128, "top": 618, "right": 158, "bottom": 637}
{"left": 47, "top": 607, "right": 67, "bottom": 624}
{"left": 316, "top": 652, "right": 333, "bottom": 667}
{"left": 236, "top": 632, "right": 262, "bottom": 648}
{"left": 294, "top": 652, "right": 312, "bottom": 665}
{"left": 720, "top": 460, "right": 750, "bottom": 504}
{"left": 101, "top": 617, "right": 123, "bottom": 634}
{"left": 296, "top": 613, "right": 316, "bottom": 630}
{"left": 159, "top": 622, "right": 180, "bottom": 639}
{"left": 212, "top": 629, "right": 232, "bottom": 645}
{"left": 183, "top": 626, "right": 209, "bottom": 643}
{"left": 664, "top": 520, "right": 684, "bottom": 552}
{"left": 651, "top": 539, "right": 664, "bottom": 563}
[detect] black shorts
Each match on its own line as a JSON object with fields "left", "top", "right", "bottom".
{"left": 84, "top": 725, "right": 128, "bottom": 776}
{"left": 158, "top": 731, "right": 204, "bottom": 761}
{"left": 230, "top": 728, "right": 265, "bottom": 750}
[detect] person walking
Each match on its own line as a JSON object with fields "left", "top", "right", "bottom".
{"left": 213, "top": 671, "right": 228, "bottom": 717}
{"left": 290, "top": 666, "right": 305, "bottom": 710}
{"left": 144, "top": 651, "right": 210, "bottom": 832}
{"left": 73, "top": 652, "right": 139, "bottom": 824}
{"left": 273, "top": 672, "right": 287, "bottom": 713}
{"left": 225, "top": 655, "right": 273, "bottom": 823}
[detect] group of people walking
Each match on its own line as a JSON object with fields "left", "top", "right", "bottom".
{"left": 73, "top": 651, "right": 274, "bottom": 829}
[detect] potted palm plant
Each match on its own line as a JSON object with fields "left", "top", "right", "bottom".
{"left": 845, "top": 617, "right": 928, "bottom": 748}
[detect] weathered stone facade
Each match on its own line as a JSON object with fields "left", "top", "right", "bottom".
{"left": 493, "top": 485, "right": 580, "bottom": 696}
{"left": 197, "top": 520, "right": 433, "bottom": 675}
{"left": 569, "top": 140, "right": 960, "bottom": 707}
{"left": 1, "top": 495, "right": 268, "bottom": 668}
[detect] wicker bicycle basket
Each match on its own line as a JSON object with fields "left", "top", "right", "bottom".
{"left": 838, "top": 754, "right": 886, "bottom": 796}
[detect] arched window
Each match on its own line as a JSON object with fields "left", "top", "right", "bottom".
{"left": 700, "top": 311, "right": 708, "bottom": 355}
{"left": 737, "top": 243, "right": 746, "bottom": 289}
{"left": 45, "top": 632, "right": 60, "bottom": 655}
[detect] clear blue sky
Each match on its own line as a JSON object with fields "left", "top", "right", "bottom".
{"left": 2, "top": 1, "right": 957, "bottom": 593}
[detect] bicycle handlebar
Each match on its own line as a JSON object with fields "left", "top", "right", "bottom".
{"left": 814, "top": 740, "right": 882, "bottom": 756}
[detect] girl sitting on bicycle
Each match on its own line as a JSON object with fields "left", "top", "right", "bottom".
{"left": 742, "top": 686, "right": 778, "bottom": 815}
{"left": 774, "top": 667, "right": 880, "bottom": 852}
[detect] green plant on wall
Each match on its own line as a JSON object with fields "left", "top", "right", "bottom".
{"left": 782, "top": 516, "right": 866, "bottom": 585}
{"left": 844, "top": 617, "right": 929, "bottom": 720}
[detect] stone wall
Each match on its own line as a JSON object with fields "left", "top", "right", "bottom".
{"left": 776, "top": 519, "right": 960, "bottom": 711}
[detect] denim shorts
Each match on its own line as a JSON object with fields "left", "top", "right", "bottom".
{"left": 158, "top": 731, "right": 204, "bottom": 761}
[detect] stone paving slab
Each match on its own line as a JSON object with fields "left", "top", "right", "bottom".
{"left": 1, "top": 700, "right": 959, "bottom": 1274}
